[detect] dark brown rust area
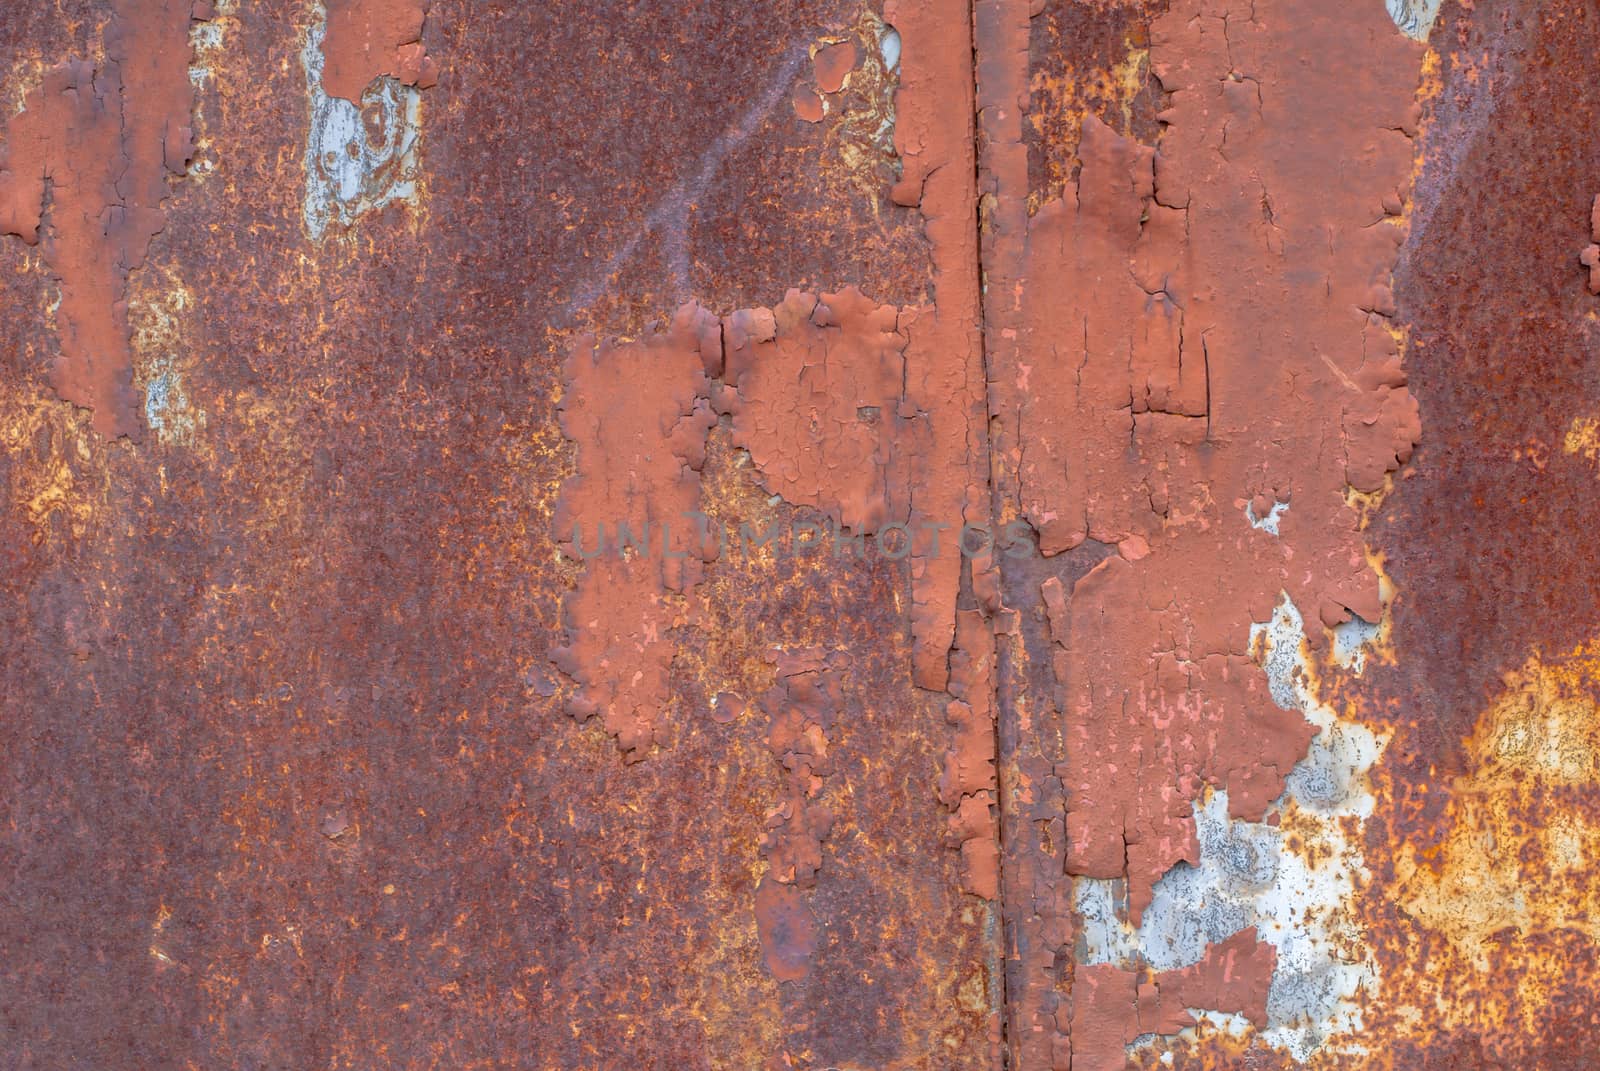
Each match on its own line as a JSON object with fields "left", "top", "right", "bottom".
{"left": 1375, "top": 0, "right": 1600, "bottom": 756}
{"left": 1350, "top": 2, "right": 1600, "bottom": 1065}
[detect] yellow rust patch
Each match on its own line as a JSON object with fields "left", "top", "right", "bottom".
{"left": 0, "top": 395, "right": 107, "bottom": 543}
{"left": 129, "top": 264, "right": 207, "bottom": 446}
{"left": 818, "top": 12, "right": 902, "bottom": 220}
{"left": 1385, "top": 641, "right": 1600, "bottom": 1034}
{"left": 1563, "top": 414, "right": 1600, "bottom": 468}
{"left": 1026, "top": 30, "right": 1151, "bottom": 215}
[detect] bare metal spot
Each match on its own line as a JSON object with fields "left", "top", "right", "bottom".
{"left": 1386, "top": 0, "right": 1440, "bottom": 41}
{"left": 302, "top": 5, "right": 423, "bottom": 240}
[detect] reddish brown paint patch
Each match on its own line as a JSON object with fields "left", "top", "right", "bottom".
{"left": 320, "top": 0, "right": 439, "bottom": 103}
{"left": 791, "top": 83, "right": 825, "bottom": 123}
{"left": 995, "top": 0, "right": 1418, "bottom": 916}
{"left": 552, "top": 303, "right": 720, "bottom": 761}
{"left": 716, "top": 279, "right": 990, "bottom": 713}
{"left": 886, "top": 0, "right": 989, "bottom": 694}
{"left": 978, "top": 0, "right": 1423, "bottom": 1063}
{"left": 759, "top": 649, "right": 839, "bottom": 889}
{"left": 0, "top": 0, "right": 200, "bottom": 439}
{"left": 812, "top": 40, "right": 857, "bottom": 95}
{"left": 719, "top": 288, "right": 907, "bottom": 533}
{"left": 1068, "top": 929, "right": 1275, "bottom": 1071}
{"left": 941, "top": 609, "right": 999, "bottom": 899}
{"left": 974, "top": 1, "right": 1074, "bottom": 1063}
{"left": 752, "top": 649, "right": 841, "bottom": 985}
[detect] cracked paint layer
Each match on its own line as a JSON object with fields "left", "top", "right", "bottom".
{"left": 0, "top": 0, "right": 203, "bottom": 439}
{"left": 941, "top": 608, "right": 1001, "bottom": 900}
{"left": 885, "top": 0, "right": 990, "bottom": 695}
{"left": 718, "top": 288, "right": 909, "bottom": 534}
{"left": 977, "top": 0, "right": 1423, "bottom": 1066}
{"left": 557, "top": 276, "right": 993, "bottom": 783}
{"left": 1070, "top": 928, "right": 1276, "bottom": 1071}
{"left": 1077, "top": 597, "right": 1391, "bottom": 1061}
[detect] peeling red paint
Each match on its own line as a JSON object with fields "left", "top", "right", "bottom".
{"left": 1069, "top": 929, "right": 1274, "bottom": 1071}
{"left": 976, "top": 0, "right": 1423, "bottom": 1063}
{"left": 753, "top": 649, "right": 842, "bottom": 984}
{"left": 320, "top": 0, "right": 439, "bottom": 104}
{"left": 755, "top": 876, "right": 819, "bottom": 983}
{"left": 1026, "top": 0, "right": 1418, "bottom": 907}
{"left": 758, "top": 649, "right": 840, "bottom": 891}
{"left": 791, "top": 83, "right": 825, "bottom": 123}
{"left": 0, "top": 0, "right": 200, "bottom": 439}
{"left": 941, "top": 609, "right": 999, "bottom": 900}
{"left": 886, "top": 0, "right": 989, "bottom": 695}
{"left": 553, "top": 303, "right": 720, "bottom": 761}
{"left": 719, "top": 288, "right": 907, "bottom": 534}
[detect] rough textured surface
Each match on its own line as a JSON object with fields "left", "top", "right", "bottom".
{"left": 0, "top": 3, "right": 992, "bottom": 1069}
{"left": 0, "top": 0, "right": 200, "bottom": 438}
{"left": 3, "top": 0, "right": 1596, "bottom": 1068}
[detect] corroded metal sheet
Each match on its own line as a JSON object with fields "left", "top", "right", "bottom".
{"left": 1, "top": 0, "right": 1595, "bottom": 1069}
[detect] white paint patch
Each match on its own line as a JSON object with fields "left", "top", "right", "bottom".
{"left": 1076, "top": 596, "right": 1389, "bottom": 1062}
{"left": 142, "top": 353, "right": 203, "bottom": 445}
{"left": 131, "top": 279, "right": 207, "bottom": 446}
{"left": 301, "top": 4, "right": 423, "bottom": 240}
{"left": 1387, "top": 0, "right": 1441, "bottom": 41}
{"left": 879, "top": 26, "right": 902, "bottom": 72}
{"left": 1331, "top": 613, "right": 1380, "bottom": 672}
{"left": 1245, "top": 497, "right": 1289, "bottom": 535}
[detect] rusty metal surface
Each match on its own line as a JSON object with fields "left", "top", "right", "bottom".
{"left": 2, "top": 0, "right": 1598, "bottom": 1069}
{"left": 0, "top": 3, "right": 990, "bottom": 1069}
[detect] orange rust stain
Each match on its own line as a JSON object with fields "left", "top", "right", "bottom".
{"left": 1370, "top": 642, "right": 1600, "bottom": 1051}
{"left": 0, "top": 0, "right": 200, "bottom": 439}
{"left": 320, "top": 0, "right": 439, "bottom": 103}
{"left": 1025, "top": 5, "right": 1163, "bottom": 215}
